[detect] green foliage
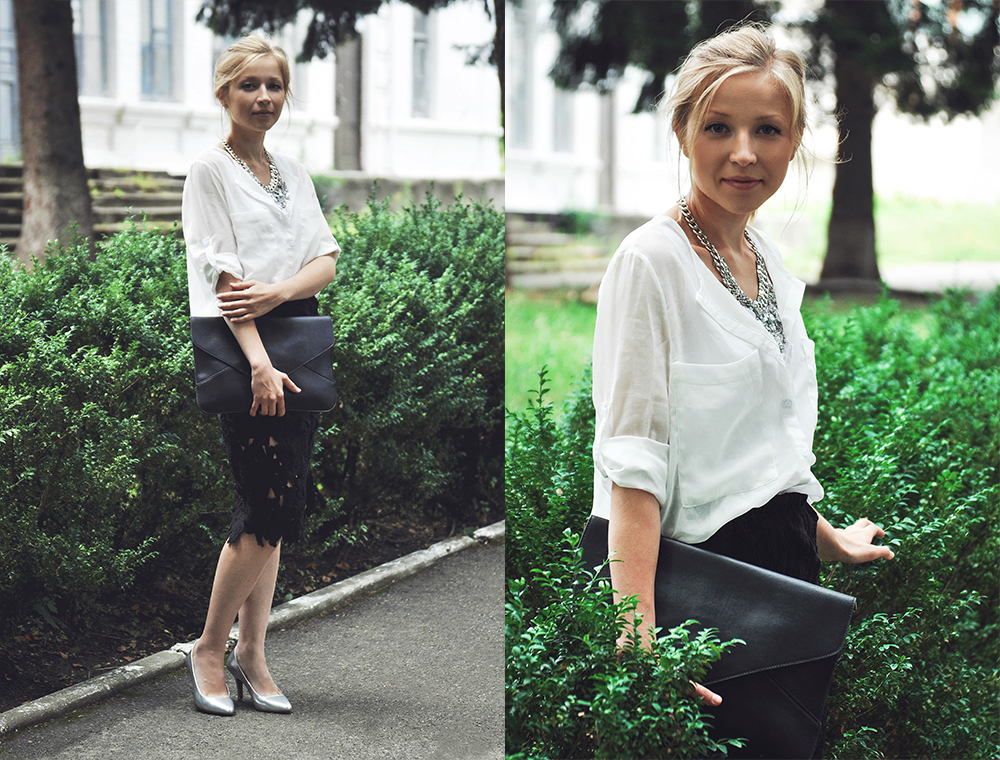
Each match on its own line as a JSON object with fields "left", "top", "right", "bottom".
{"left": 316, "top": 194, "right": 504, "bottom": 531}
{"left": 506, "top": 377, "right": 742, "bottom": 759}
{"left": 804, "top": 291, "right": 999, "bottom": 759}
{"left": 505, "top": 368, "right": 594, "bottom": 594}
{"left": 506, "top": 290, "right": 1000, "bottom": 758}
{"left": 0, "top": 193, "right": 503, "bottom": 641}
{"left": 0, "top": 226, "right": 224, "bottom": 631}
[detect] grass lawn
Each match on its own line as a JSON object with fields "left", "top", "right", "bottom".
{"left": 505, "top": 290, "right": 597, "bottom": 415}
{"left": 760, "top": 195, "right": 1000, "bottom": 281}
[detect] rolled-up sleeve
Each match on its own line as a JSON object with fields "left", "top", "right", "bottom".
{"left": 182, "top": 160, "right": 245, "bottom": 315}
{"left": 294, "top": 164, "right": 341, "bottom": 267}
{"left": 593, "top": 249, "right": 672, "bottom": 506}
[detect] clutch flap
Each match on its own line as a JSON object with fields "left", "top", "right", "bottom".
{"left": 190, "top": 316, "right": 335, "bottom": 377}
{"left": 654, "top": 536, "right": 855, "bottom": 685}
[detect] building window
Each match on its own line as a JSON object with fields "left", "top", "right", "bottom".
{"left": 412, "top": 11, "right": 431, "bottom": 118}
{"left": 73, "top": 0, "right": 113, "bottom": 97}
{"left": 552, "top": 89, "right": 574, "bottom": 153}
{"left": 142, "top": 0, "right": 178, "bottom": 101}
{"left": 0, "top": 0, "right": 17, "bottom": 159}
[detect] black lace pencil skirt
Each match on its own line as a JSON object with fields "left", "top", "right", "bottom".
{"left": 217, "top": 297, "right": 321, "bottom": 547}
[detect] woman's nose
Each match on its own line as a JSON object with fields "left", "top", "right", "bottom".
{"left": 730, "top": 132, "right": 756, "bottom": 166}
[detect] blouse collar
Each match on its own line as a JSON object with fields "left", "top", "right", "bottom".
{"left": 656, "top": 214, "right": 804, "bottom": 360}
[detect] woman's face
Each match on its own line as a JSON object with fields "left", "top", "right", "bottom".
{"left": 684, "top": 71, "right": 797, "bottom": 219}
{"left": 221, "top": 55, "right": 286, "bottom": 136}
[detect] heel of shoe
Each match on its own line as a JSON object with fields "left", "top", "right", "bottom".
{"left": 236, "top": 679, "right": 244, "bottom": 702}
{"left": 226, "top": 648, "right": 291, "bottom": 714}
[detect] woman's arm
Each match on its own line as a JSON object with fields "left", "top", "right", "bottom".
{"left": 217, "top": 253, "right": 338, "bottom": 323}
{"left": 816, "top": 511, "right": 895, "bottom": 563}
{"left": 609, "top": 483, "right": 722, "bottom": 706}
{"left": 217, "top": 271, "right": 300, "bottom": 417}
{"left": 608, "top": 483, "right": 661, "bottom": 651}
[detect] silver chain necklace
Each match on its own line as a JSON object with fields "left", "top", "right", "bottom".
{"left": 222, "top": 141, "right": 289, "bottom": 210}
{"left": 678, "top": 197, "right": 786, "bottom": 353}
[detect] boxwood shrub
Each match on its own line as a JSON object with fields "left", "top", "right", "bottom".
{"left": 506, "top": 290, "right": 999, "bottom": 758}
{"left": 0, "top": 192, "right": 503, "bottom": 641}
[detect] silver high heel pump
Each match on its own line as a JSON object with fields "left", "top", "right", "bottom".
{"left": 186, "top": 643, "right": 235, "bottom": 716}
{"left": 226, "top": 649, "right": 292, "bottom": 713}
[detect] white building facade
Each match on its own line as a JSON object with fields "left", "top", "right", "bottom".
{"left": 505, "top": 0, "right": 673, "bottom": 217}
{"left": 0, "top": 0, "right": 502, "bottom": 178}
{"left": 505, "top": 0, "right": 1000, "bottom": 218}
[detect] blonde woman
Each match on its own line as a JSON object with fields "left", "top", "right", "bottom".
{"left": 589, "top": 25, "right": 894, "bottom": 756}
{"left": 181, "top": 35, "right": 339, "bottom": 716}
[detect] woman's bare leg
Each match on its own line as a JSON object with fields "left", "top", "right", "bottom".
{"left": 191, "top": 533, "right": 278, "bottom": 697}
{"left": 233, "top": 541, "right": 282, "bottom": 695}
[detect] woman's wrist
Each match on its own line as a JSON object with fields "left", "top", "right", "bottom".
{"left": 815, "top": 513, "right": 847, "bottom": 562}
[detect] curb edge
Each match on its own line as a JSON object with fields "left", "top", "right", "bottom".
{"left": 0, "top": 519, "right": 504, "bottom": 737}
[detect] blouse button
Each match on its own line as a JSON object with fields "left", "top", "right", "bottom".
{"left": 782, "top": 399, "right": 793, "bottom": 409}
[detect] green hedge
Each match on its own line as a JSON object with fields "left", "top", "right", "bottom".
{"left": 506, "top": 291, "right": 999, "bottom": 759}
{"left": 0, "top": 193, "right": 503, "bottom": 639}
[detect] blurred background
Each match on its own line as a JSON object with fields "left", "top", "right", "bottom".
{"left": 504, "top": 0, "right": 1000, "bottom": 412}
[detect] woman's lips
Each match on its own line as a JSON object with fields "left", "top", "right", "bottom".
{"left": 723, "top": 177, "right": 762, "bottom": 190}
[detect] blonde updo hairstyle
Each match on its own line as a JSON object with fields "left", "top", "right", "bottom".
{"left": 213, "top": 34, "right": 292, "bottom": 111}
{"left": 667, "top": 24, "right": 808, "bottom": 161}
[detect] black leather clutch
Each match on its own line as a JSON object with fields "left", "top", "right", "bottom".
{"left": 190, "top": 316, "right": 337, "bottom": 414}
{"left": 579, "top": 515, "right": 855, "bottom": 760}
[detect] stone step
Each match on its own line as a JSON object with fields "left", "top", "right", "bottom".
{"left": 504, "top": 230, "right": 577, "bottom": 247}
{"left": 505, "top": 257, "right": 611, "bottom": 274}
{"left": 92, "top": 191, "right": 184, "bottom": 206}
{"left": 0, "top": 165, "right": 185, "bottom": 251}
{"left": 92, "top": 204, "right": 182, "bottom": 219}
{"left": 93, "top": 220, "right": 179, "bottom": 235}
{"left": 506, "top": 243, "right": 608, "bottom": 261}
{"left": 504, "top": 218, "right": 554, "bottom": 235}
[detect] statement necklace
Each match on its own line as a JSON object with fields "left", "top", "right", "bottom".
{"left": 678, "top": 197, "right": 786, "bottom": 353}
{"left": 222, "top": 141, "right": 289, "bottom": 210}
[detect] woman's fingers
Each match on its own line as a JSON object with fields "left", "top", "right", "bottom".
{"left": 839, "top": 518, "right": 895, "bottom": 562}
{"left": 690, "top": 680, "right": 722, "bottom": 706}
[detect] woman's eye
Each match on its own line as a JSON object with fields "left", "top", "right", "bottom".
{"left": 760, "top": 124, "right": 782, "bottom": 136}
{"left": 705, "top": 123, "right": 727, "bottom": 134}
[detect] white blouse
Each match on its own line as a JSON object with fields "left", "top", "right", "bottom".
{"left": 591, "top": 214, "right": 824, "bottom": 543}
{"left": 182, "top": 146, "right": 340, "bottom": 316}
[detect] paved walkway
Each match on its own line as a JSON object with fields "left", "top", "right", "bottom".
{"left": 0, "top": 536, "right": 503, "bottom": 760}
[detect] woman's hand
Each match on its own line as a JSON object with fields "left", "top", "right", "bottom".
{"left": 250, "top": 363, "right": 300, "bottom": 417}
{"left": 817, "top": 513, "right": 896, "bottom": 563}
{"left": 217, "top": 279, "right": 286, "bottom": 322}
{"left": 616, "top": 629, "right": 722, "bottom": 707}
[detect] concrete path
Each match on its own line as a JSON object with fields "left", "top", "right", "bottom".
{"left": 0, "top": 535, "right": 503, "bottom": 760}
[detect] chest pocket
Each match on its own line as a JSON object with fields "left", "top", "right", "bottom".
{"left": 670, "top": 351, "right": 777, "bottom": 509}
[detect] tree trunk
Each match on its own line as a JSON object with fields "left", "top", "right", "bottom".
{"left": 820, "top": 53, "right": 880, "bottom": 283}
{"left": 13, "top": 0, "right": 93, "bottom": 267}
{"left": 492, "top": 0, "right": 504, "bottom": 131}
